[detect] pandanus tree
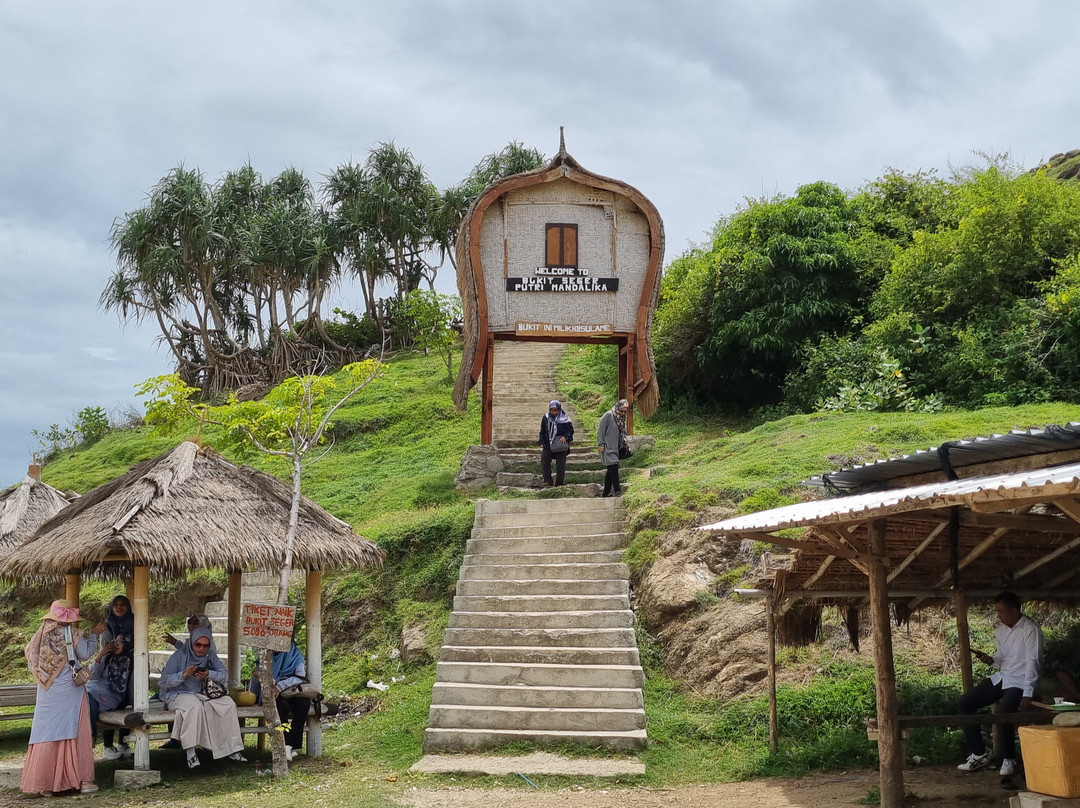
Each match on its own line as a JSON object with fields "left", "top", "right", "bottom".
{"left": 104, "top": 165, "right": 352, "bottom": 394}
{"left": 324, "top": 142, "right": 441, "bottom": 324}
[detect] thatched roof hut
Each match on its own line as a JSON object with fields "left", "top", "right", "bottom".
{"left": 0, "top": 469, "right": 74, "bottom": 555}
{"left": 0, "top": 441, "right": 383, "bottom": 778}
{"left": 0, "top": 440, "right": 383, "bottom": 581}
{"left": 453, "top": 134, "right": 665, "bottom": 430}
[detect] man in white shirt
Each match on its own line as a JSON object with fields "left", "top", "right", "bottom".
{"left": 957, "top": 591, "right": 1042, "bottom": 776}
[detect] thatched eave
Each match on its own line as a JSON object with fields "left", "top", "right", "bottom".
{"left": 0, "top": 441, "right": 384, "bottom": 582}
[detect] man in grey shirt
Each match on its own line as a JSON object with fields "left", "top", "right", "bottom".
{"left": 957, "top": 591, "right": 1042, "bottom": 777}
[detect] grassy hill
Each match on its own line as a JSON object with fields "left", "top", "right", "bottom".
{"left": 3, "top": 345, "right": 1079, "bottom": 803}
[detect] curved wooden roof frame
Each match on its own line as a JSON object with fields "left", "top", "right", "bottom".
{"left": 453, "top": 135, "right": 665, "bottom": 419}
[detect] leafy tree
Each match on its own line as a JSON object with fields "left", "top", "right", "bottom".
{"left": 656, "top": 182, "right": 876, "bottom": 409}
{"left": 103, "top": 165, "right": 350, "bottom": 394}
{"left": 400, "top": 291, "right": 462, "bottom": 381}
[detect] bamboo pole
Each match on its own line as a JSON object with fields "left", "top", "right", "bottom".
{"left": 306, "top": 569, "right": 323, "bottom": 757}
{"left": 132, "top": 564, "right": 151, "bottom": 770}
{"left": 65, "top": 572, "right": 80, "bottom": 605}
{"left": 767, "top": 597, "right": 778, "bottom": 753}
{"left": 868, "top": 519, "right": 904, "bottom": 808}
{"left": 228, "top": 570, "right": 242, "bottom": 688}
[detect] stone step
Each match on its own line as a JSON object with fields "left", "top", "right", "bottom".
{"left": 467, "top": 533, "right": 627, "bottom": 553}
{"left": 437, "top": 645, "right": 641, "bottom": 666}
{"left": 435, "top": 660, "right": 644, "bottom": 688}
{"left": 496, "top": 484, "right": 606, "bottom": 498}
{"left": 495, "top": 472, "right": 608, "bottom": 487}
{"left": 422, "top": 727, "right": 647, "bottom": 753}
{"left": 455, "top": 578, "right": 629, "bottom": 596}
{"left": 459, "top": 563, "right": 630, "bottom": 581}
{"left": 462, "top": 550, "right": 624, "bottom": 565}
{"left": 441, "top": 627, "right": 636, "bottom": 648}
{"left": 447, "top": 610, "right": 634, "bottom": 630}
{"left": 470, "top": 524, "right": 625, "bottom": 540}
{"left": 431, "top": 682, "right": 643, "bottom": 710}
{"left": 478, "top": 499, "right": 623, "bottom": 515}
{"left": 478, "top": 514, "right": 624, "bottom": 530}
{"left": 452, "top": 594, "right": 629, "bottom": 612}
{"left": 428, "top": 704, "right": 646, "bottom": 733}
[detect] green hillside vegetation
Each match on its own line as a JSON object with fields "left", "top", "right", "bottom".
{"left": 5, "top": 152, "right": 1080, "bottom": 803}
{"left": 3, "top": 344, "right": 1079, "bottom": 804}
{"left": 657, "top": 159, "right": 1080, "bottom": 413}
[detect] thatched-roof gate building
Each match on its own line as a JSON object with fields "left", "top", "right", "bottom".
{"left": 453, "top": 132, "right": 665, "bottom": 440}
{"left": 0, "top": 441, "right": 384, "bottom": 777}
{"left": 700, "top": 423, "right": 1080, "bottom": 808}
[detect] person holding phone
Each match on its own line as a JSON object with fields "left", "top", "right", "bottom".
{"left": 957, "top": 591, "right": 1042, "bottom": 776}
{"left": 158, "top": 627, "right": 246, "bottom": 769}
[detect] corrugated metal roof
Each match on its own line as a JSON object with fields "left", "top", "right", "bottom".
{"left": 701, "top": 460, "right": 1080, "bottom": 534}
{"left": 806, "top": 422, "right": 1080, "bottom": 491}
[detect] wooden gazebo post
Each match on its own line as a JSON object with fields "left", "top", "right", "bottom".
{"left": 131, "top": 563, "right": 153, "bottom": 773}
{"left": 867, "top": 518, "right": 904, "bottom": 808}
{"left": 65, "top": 571, "right": 80, "bottom": 604}
{"left": 766, "top": 596, "right": 778, "bottom": 753}
{"left": 305, "top": 568, "right": 323, "bottom": 755}
{"left": 227, "top": 568, "right": 242, "bottom": 686}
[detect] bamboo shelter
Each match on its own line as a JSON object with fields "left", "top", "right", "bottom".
{"left": 700, "top": 429, "right": 1080, "bottom": 808}
{"left": 0, "top": 441, "right": 384, "bottom": 779}
{"left": 0, "top": 465, "right": 75, "bottom": 556}
{"left": 453, "top": 130, "right": 665, "bottom": 440}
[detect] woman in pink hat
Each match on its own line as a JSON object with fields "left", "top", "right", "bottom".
{"left": 22, "top": 599, "right": 97, "bottom": 796}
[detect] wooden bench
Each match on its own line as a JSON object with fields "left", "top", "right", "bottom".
{"left": 864, "top": 711, "right": 1055, "bottom": 765}
{"left": 0, "top": 684, "right": 36, "bottom": 722}
{"left": 99, "top": 705, "right": 276, "bottom": 743}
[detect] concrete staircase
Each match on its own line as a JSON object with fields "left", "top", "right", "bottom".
{"left": 423, "top": 497, "right": 647, "bottom": 752}
{"left": 492, "top": 341, "right": 575, "bottom": 446}
{"left": 149, "top": 571, "right": 279, "bottom": 685}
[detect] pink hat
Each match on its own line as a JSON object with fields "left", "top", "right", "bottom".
{"left": 42, "top": 599, "right": 80, "bottom": 624}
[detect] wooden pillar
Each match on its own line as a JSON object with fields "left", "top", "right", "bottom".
{"left": 868, "top": 519, "right": 904, "bottom": 808}
{"left": 481, "top": 336, "right": 494, "bottom": 445}
{"left": 305, "top": 569, "right": 323, "bottom": 757}
{"left": 228, "top": 570, "right": 242, "bottom": 688}
{"left": 65, "top": 572, "right": 80, "bottom": 605}
{"left": 955, "top": 589, "right": 973, "bottom": 693}
{"left": 767, "top": 597, "right": 778, "bottom": 753}
{"left": 132, "top": 564, "right": 151, "bottom": 770}
{"left": 617, "top": 340, "right": 628, "bottom": 406}
{"left": 624, "top": 337, "right": 635, "bottom": 434}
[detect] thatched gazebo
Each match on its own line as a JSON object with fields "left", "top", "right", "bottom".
{"left": 0, "top": 465, "right": 75, "bottom": 555}
{"left": 0, "top": 441, "right": 384, "bottom": 775}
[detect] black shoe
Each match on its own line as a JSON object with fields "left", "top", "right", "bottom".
{"left": 161, "top": 738, "right": 180, "bottom": 749}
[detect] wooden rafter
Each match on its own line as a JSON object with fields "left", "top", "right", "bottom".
{"left": 887, "top": 520, "right": 947, "bottom": 584}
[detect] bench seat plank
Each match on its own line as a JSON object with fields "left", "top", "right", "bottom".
{"left": 865, "top": 711, "right": 1054, "bottom": 730}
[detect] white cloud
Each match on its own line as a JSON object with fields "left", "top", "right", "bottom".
{"left": 1, "top": 0, "right": 1079, "bottom": 484}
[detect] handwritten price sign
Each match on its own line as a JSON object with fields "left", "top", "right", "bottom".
{"left": 240, "top": 603, "right": 296, "bottom": 652}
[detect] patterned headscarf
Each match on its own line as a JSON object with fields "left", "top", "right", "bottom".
{"left": 26, "top": 601, "right": 83, "bottom": 690}
{"left": 611, "top": 399, "right": 629, "bottom": 433}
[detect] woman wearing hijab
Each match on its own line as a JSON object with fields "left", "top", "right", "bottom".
{"left": 537, "top": 400, "right": 574, "bottom": 487}
{"left": 22, "top": 599, "right": 97, "bottom": 796}
{"left": 158, "top": 626, "right": 246, "bottom": 769}
{"left": 249, "top": 641, "right": 311, "bottom": 761}
{"left": 88, "top": 595, "right": 135, "bottom": 759}
{"left": 596, "top": 399, "right": 630, "bottom": 497}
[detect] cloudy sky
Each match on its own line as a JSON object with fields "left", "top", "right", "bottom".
{"left": 1, "top": 0, "right": 1077, "bottom": 487}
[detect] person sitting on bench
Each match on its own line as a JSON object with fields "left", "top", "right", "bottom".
{"left": 957, "top": 591, "right": 1042, "bottom": 777}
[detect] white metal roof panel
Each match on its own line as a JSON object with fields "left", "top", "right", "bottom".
{"left": 701, "top": 461, "right": 1080, "bottom": 534}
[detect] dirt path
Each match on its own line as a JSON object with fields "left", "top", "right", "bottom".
{"left": 399, "top": 767, "right": 1018, "bottom": 808}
